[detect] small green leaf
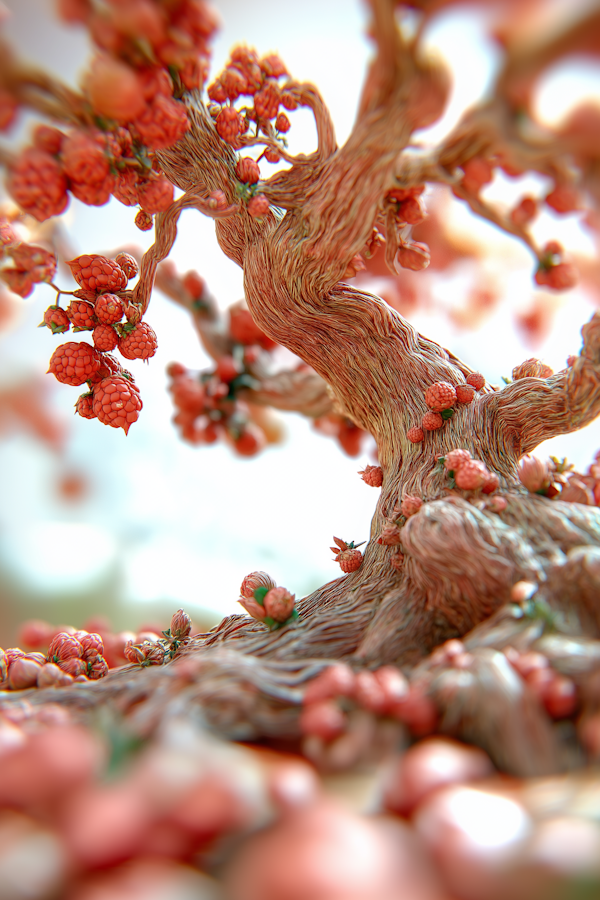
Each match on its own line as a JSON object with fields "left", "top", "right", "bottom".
{"left": 254, "top": 586, "right": 268, "bottom": 605}
{"left": 440, "top": 408, "right": 454, "bottom": 420}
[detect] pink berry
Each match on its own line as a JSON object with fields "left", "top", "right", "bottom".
{"left": 466, "top": 373, "right": 485, "bottom": 391}
{"left": 407, "top": 426, "right": 424, "bottom": 443}
{"left": 400, "top": 495, "right": 423, "bottom": 517}
{"left": 422, "top": 411, "right": 443, "bottom": 431}
{"left": 359, "top": 465, "right": 383, "bottom": 487}
{"left": 455, "top": 383, "right": 475, "bottom": 404}
{"left": 454, "top": 459, "right": 489, "bottom": 490}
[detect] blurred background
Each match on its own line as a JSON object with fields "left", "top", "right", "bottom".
{"left": 0, "top": 0, "right": 599, "bottom": 647}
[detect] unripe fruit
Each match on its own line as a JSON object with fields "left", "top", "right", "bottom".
{"left": 240, "top": 571, "right": 276, "bottom": 599}
{"left": 170, "top": 609, "right": 192, "bottom": 640}
{"left": 8, "top": 657, "right": 42, "bottom": 690}
{"left": 42, "top": 305, "right": 70, "bottom": 334}
{"left": 48, "top": 631, "right": 83, "bottom": 662}
{"left": 114, "top": 253, "right": 138, "bottom": 281}
{"left": 518, "top": 455, "right": 549, "bottom": 493}
{"left": 247, "top": 194, "right": 270, "bottom": 218}
{"left": 37, "top": 662, "right": 74, "bottom": 687}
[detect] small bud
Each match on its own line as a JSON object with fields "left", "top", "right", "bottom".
{"left": 512, "top": 358, "right": 554, "bottom": 380}
{"left": 400, "top": 495, "right": 423, "bottom": 517}
{"left": 518, "top": 455, "right": 549, "bottom": 493}
{"left": 170, "top": 609, "right": 192, "bottom": 640}
{"left": 238, "top": 597, "right": 268, "bottom": 620}
{"left": 378, "top": 520, "right": 401, "bottom": 546}
{"left": 79, "top": 633, "right": 104, "bottom": 661}
{"left": 58, "top": 657, "right": 87, "bottom": 677}
{"left": 240, "top": 571, "right": 276, "bottom": 599}
{"left": 48, "top": 632, "right": 83, "bottom": 663}
{"left": 8, "top": 658, "right": 42, "bottom": 690}
{"left": 87, "top": 656, "right": 109, "bottom": 680}
{"left": 510, "top": 580, "right": 537, "bottom": 603}
{"left": 303, "top": 664, "right": 356, "bottom": 704}
{"left": 263, "top": 586, "right": 295, "bottom": 623}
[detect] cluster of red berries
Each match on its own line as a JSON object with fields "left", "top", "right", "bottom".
{"left": 168, "top": 301, "right": 277, "bottom": 455}
{"left": 42, "top": 252, "right": 156, "bottom": 434}
{"left": 238, "top": 571, "right": 298, "bottom": 629}
{"left": 6, "top": 0, "right": 218, "bottom": 229}
{"left": 0, "top": 227, "right": 57, "bottom": 298}
{"left": 438, "top": 447, "right": 500, "bottom": 495}
{"left": 300, "top": 662, "right": 438, "bottom": 746}
{"left": 385, "top": 184, "right": 431, "bottom": 272}
{"left": 407, "top": 373, "right": 485, "bottom": 443}
{"left": 207, "top": 46, "right": 298, "bottom": 218}
{"left": 0, "top": 627, "right": 109, "bottom": 691}
{"left": 330, "top": 537, "right": 365, "bottom": 573}
{"left": 124, "top": 608, "right": 193, "bottom": 665}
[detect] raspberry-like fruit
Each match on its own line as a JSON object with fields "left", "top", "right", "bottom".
{"left": 61, "top": 130, "right": 109, "bottom": 186}
{"left": 93, "top": 323, "right": 119, "bottom": 352}
{"left": 118, "top": 322, "right": 158, "bottom": 360}
{"left": 133, "top": 95, "right": 189, "bottom": 150}
{"left": 455, "top": 383, "right": 476, "bottom": 403}
{"left": 235, "top": 157, "right": 260, "bottom": 184}
{"left": 400, "top": 495, "right": 423, "bottom": 517}
{"left": 422, "top": 411, "right": 443, "bottom": 431}
{"left": 247, "top": 194, "right": 269, "bottom": 218}
{"left": 137, "top": 177, "right": 174, "bottom": 214}
{"left": 254, "top": 80, "right": 280, "bottom": 119}
{"left": 114, "top": 253, "right": 138, "bottom": 281}
{"left": 42, "top": 305, "right": 70, "bottom": 334}
{"left": 275, "top": 112, "right": 291, "bottom": 132}
{"left": 454, "top": 459, "right": 489, "bottom": 490}
{"left": 425, "top": 381, "right": 456, "bottom": 412}
{"left": 407, "top": 426, "right": 424, "bottom": 443}
{"left": 67, "top": 255, "right": 128, "bottom": 293}
{"left": 92, "top": 375, "right": 143, "bottom": 435}
{"left": 216, "top": 106, "right": 243, "bottom": 143}
{"left": 95, "top": 293, "right": 124, "bottom": 325}
{"left": 67, "top": 298, "right": 97, "bottom": 330}
{"left": 466, "top": 373, "right": 485, "bottom": 391}
{"left": 135, "top": 210, "right": 153, "bottom": 231}
{"left": 443, "top": 449, "right": 471, "bottom": 471}
{"left": 48, "top": 341, "right": 102, "bottom": 386}
{"left": 338, "top": 548, "right": 363, "bottom": 573}
{"left": 75, "top": 392, "right": 96, "bottom": 419}
{"left": 7, "top": 148, "right": 69, "bottom": 222}
{"left": 359, "top": 465, "right": 383, "bottom": 487}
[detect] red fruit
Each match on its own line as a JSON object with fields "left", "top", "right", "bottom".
{"left": 87, "top": 57, "right": 146, "bottom": 123}
{"left": 424, "top": 381, "right": 456, "bottom": 412}
{"left": 216, "top": 355, "right": 241, "bottom": 382}
{"left": 482, "top": 471, "right": 499, "bottom": 494}
{"left": 229, "top": 305, "right": 276, "bottom": 348}
{"left": 275, "top": 112, "right": 291, "bottom": 133}
{"left": 216, "top": 106, "right": 243, "bottom": 144}
{"left": 182, "top": 271, "right": 205, "bottom": 299}
{"left": 18, "top": 619, "right": 53, "bottom": 649}
{"left": 114, "top": 252, "right": 138, "bottom": 281}
{"left": 137, "top": 177, "right": 174, "bottom": 214}
{"left": 263, "top": 586, "right": 295, "bottom": 623}
{"left": 545, "top": 185, "right": 581, "bottom": 215}
{"left": 59, "top": 657, "right": 87, "bottom": 677}
{"left": 207, "top": 80, "right": 228, "bottom": 104}
{"left": 397, "top": 196, "right": 425, "bottom": 225}
{"left": 1, "top": 268, "right": 34, "bottom": 297}
{"left": 247, "top": 194, "right": 270, "bottom": 218}
{"left": 400, "top": 495, "right": 423, "bottom": 517}
{"left": 233, "top": 424, "right": 266, "bottom": 457}
{"left": 466, "top": 372, "right": 485, "bottom": 390}
{"left": 300, "top": 701, "right": 346, "bottom": 741}
{"left": 42, "top": 305, "right": 70, "bottom": 334}
{"left": 170, "top": 376, "right": 205, "bottom": 414}
{"left": 0, "top": 88, "right": 18, "bottom": 131}
{"left": 67, "top": 298, "right": 97, "bottom": 330}
{"left": 460, "top": 157, "right": 493, "bottom": 194}
{"left": 354, "top": 670, "right": 387, "bottom": 714}
{"left": 70, "top": 176, "right": 114, "bottom": 207}
{"left": 48, "top": 341, "right": 102, "bottom": 386}
{"left": 510, "top": 196, "right": 537, "bottom": 227}
{"left": 8, "top": 657, "right": 42, "bottom": 690}
{"left": 67, "top": 255, "right": 127, "bottom": 293}
{"left": 87, "top": 656, "right": 109, "bottom": 680}
{"left": 220, "top": 66, "right": 247, "bottom": 100}
{"left": 95, "top": 293, "right": 124, "bottom": 325}
{"left": 407, "top": 426, "right": 424, "bottom": 443}
{"left": 264, "top": 147, "right": 281, "bottom": 163}
{"left": 235, "top": 156, "right": 260, "bottom": 184}
{"left": 62, "top": 130, "right": 109, "bottom": 185}
{"left": 422, "top": 411, "right": 443, "bottom": 431}
{"left": 88, "top": 351, "right": 122, "bottom": 385}
{"left": 33, "top": 125, "right": 65, "bottom": 155}
{"left": 7, "top": 147, "right": 69, "bottom": 221}
{"left": 37, "top": 662, "right": 73, "bottom": 687}
{"left": 303, "top": 664, "right": 356, "bottom": 704}
{"left": 254, "top": 80, "right": 280, "bottom": 119}
{"left": 48, "top": 631, "right": 83, "bottom": 662}
{"left": 535, "top": 262, "right": 578, "bottom": 291}
{"left": 281, "top": 91, "right": 299, "bottom": 110}
{"left": 92, "top": 375, "right": 142, "bottom": 434}
{"left": 443, "top": 448, "right": 471, "bottom": 470}
{"left": 373, "top": 666, "right": 409, "bottom": 711}
{"left": 543, "top": 676, "right": 577, "bottom": 719}
{"left": 454, "top": 459, "right": 489, "bottom": 490}
{"left": 455, "top": 383, "right": 475, "bottom": 403}
{"left": 391, "top": 684, "right": 438, "bottom": 736}
{"left": 113, "top": 168, "right": 140, "bottom": 207}
{"left": 359, "top": 465, "right": 383, "bottom": 487}
{"left": 395, "top": 241, "right": 430, "bottom": 271}
{"left": 260, "top": 54, "right": 287, "bottom": 78}
{"left": 93, "top": 323, "right": 118, "bottom": 351}
{"left": 208, "top": 189, "right": 228, "bottom": 210}
{"left": 118, "top": 322, "right": 158, "bottom": 360}
{"left": 75, "top": 391, "right": 96, "bottom": 419}
{"left": 135, "top": 209, "right": 153, "bottom": 231}
{"left": 337, "top": 548, "right": 363, "bottom": 573}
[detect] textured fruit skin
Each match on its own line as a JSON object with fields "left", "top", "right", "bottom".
{"left": 421, "top": 411, "right": 443, "bottom": 431}
{"left": 407, "top": 426, "right": 424, "bottom": 442}
{"left": 254, "top": 80, "right": 280, "bottom": 119}
{"left": 93, "top": 324, "right": 118, "bottom": 352}
{"left": 424, "top": 381, "right": 456, "bottom": 412}
{"left": 87, "top": 656, "right": 109, "bottom": 679}
{"left": 216, "top": 106, "right": 243, "bottom": 143}
{"left": 466, "top": 372, "right": 485, "bottom": 390}
{"left": 263, "top": 587, "right": 295, "bottom": 623}
{"left": 135, "top": 210, "right": 153, "bottom": 231}
{"left": 48, "top": 632, "right": 83, "bottom": 662}
{"left": 455, "top": 383, "right": 475, "bottom": 403}
{"left": 7, "top": 147, "right": 69, "bottom": 221}
{"left": 247, "top": 194, "right": 270, "bottom": 218}
{"left": 118, "top": 322, "right": 158, "bottom": 360}
{"left": 133, "top": 95, "right": 189, "bottom": 150}
{"left": 95, "top": 293, "right": 124, "bottom": 325}
{"left": 61, "top": 130, "right": 109, "bottom": 186}
{"left": 482, "top": 472, "right": 499, "bottom": 494}
{"left": 48, "top": 342, "right": 102, "bottom": 386}
{"left": 338, "top": 548, "right": 363, "bottom": 573}
{"left": 400, "top": 495, "right": 423, "bottom": 517}
{"left": 443, "top": 449, "right": 471, "bottom": 470}
{"left": 75, "top": 392, "right": 96, "bottom": 419}
{"left": 240, "top": 571, "right": 277, "bottom": 599}
{"left": 454, "top": 459, "right": 489, "bottom": 490}
{"left": 67, "top": 299, "right": 97, "bottom": 330}
{"left": 43, "top": 305, "right": 71, "bottom": 334}
{"left": 236, "top": 157, "right": 260, "bottom": 184}
{"left": 114, "top": 253, "right": 138, "bottom": 281}
{"left": 67, "top": 255, "right": 127, "bottom": 293}
{"left": 360, "top": 465, "right": 383, "bottom": 487}
{"left": 92, "top": 376, "right": 143, "bottom": 434}
{"left": 137, "top": 177, "right": 174, "bottom": 214}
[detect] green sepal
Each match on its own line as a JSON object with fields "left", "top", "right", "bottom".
{"left": 501, "top": 376, "right": 512, "bottom": 384}
{"left": 253, "top": 586, "right": 268, "bottom": 606}
{"left": 440, "top": 408, "right": 454, "bottom": 420}
{"left": 72, "top": 325, "right": 94, "bottom": 333}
